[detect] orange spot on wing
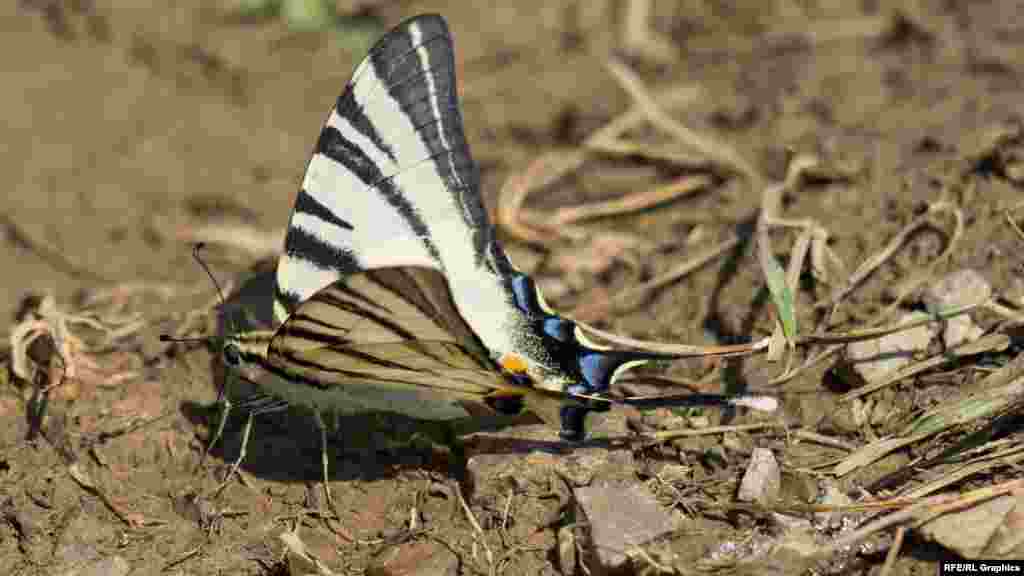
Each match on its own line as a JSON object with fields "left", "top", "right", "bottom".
{"left": 499, "top": 353, "right": 529, "bottom": 374}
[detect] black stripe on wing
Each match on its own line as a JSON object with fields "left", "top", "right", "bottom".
{"left": 286, "top": 308, "right": 353, "bottom": 334}
{"left": 334, "top": 16, "right": 457, "bottom": 168}
{"left": 280, "top": 225, "right": 361, "bottom": 278}
{"left": 276, "top": 224, "right": 361, "bottom": 313}
{"left": 315, "top": 124, "right": 442, "bottom": 265}
{"left": 293, "top": 188, "right": 354, "bottom": 231}
{"left": 348, "top": 14, "right": 491, "bottom": 260}
{"left": 274, "top": 339, "right": 434, "bottom": 379}
{"left": 259, "top": 349, "right": 437, "bottom": 392}
{"left": 312, "top": 283, "right": 421, "bottom": 342}
{"left": 358, "top": 268, "right": 493, "bottom": 368}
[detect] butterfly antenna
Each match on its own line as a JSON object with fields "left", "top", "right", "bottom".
{"left": 191, "top": 243, "right": 227, "bottom": 309}
{"left": 158, "top": 244, "right": 238, "bottom": 473}
{"left": 157, "top": 243, "right": 231, "bottom": 344}
{"left": 188, "top": 244, "right": 240, "bottom": 471}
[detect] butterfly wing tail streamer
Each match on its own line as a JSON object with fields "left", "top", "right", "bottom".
{"left": 619, "top": 393, "right": 779, "bottom": 412}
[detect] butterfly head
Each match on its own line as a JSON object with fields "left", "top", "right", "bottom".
{"left": 222, "top": 339, "right": 243, "bottom": 368}
{"left": 216, "top": 331, "right": 274, "bottom": 386}
{"left": 503, "top": 274, "right": 660, "bottom": 441}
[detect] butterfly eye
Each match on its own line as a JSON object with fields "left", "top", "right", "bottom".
{"left": 223, "top": 343, "right": 242, "bottom": 367}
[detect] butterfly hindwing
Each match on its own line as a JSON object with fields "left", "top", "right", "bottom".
{"left": 274, "top": 14, "right": 490, "bottom": 325}
{"left": 260, "top": 267, "right": 549, "bottom": 421}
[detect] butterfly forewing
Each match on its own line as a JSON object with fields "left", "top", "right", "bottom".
{"left": 274, "top": 14, "right": 489, "bottom": 325}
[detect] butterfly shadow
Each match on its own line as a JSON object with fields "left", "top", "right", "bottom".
{"left": 178, "top": 398, "right": 627, "bottom": 488}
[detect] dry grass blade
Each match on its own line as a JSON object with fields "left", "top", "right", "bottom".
{"left": 586, "top": 138, "right": 708, "bottom": 167}
{"left": 575, "top": 316, "right": 769, "bottom": 357}
{"left": 496, "top": 150, "right": 586, "bottom": 244}
{"left": 280, "top": 528, "right": 340, "bottom": 576}
{"left": 584, "top": 85, "right": 698, "bottom": 145}
{"left": 901, "top": 375, "right": 1024, "bottom": 438}
{"left": 912, "top": 477, "right": 1024, "bottom": 524}
{"left": 902, "top": 443, "right": 1024, "bottom": 500}
{"left": 1005, "top": 200, "right": 1024, "bottom": 243}
{"left": 817, "top": 479, "right": 1024, "bottom": 558}
{"left": 767, "top": 343, "right": 841, "bottom": 385}
{"left": 879, "top": 526, "right": 906, "bottom": 576}
{"left": 643, "top": 422, "right": 780, "bottom": 443}
{"left": 800, "top": 301, "right": 985, "bottom": 347}
{"left": 620, "top": 0, "right": 676, "bottom": 64}
{"left": 552, "top": 174, "right": 713, "bottom": 225}
{"left": 817, "top": 201, "right": 964, "bottom": 313}
{"left": 792, "top": 429, "right": 858, "bottom": 452}
{"left": 456, "top": 482, "right": 495, "bottom": 575}
{"left": 985, "top": 300, "right": 1024, "bottom": 325}
{"left": 837, "top": 332, "right": 1009, "bottom": 403}
{"left": 875, "top": 202, "right": 965, "bottom": 321}
{"left": 497, "top": 156, "right": 711, "bottom": 249}
{"left": 67, "top": 462, "right": 155, "bottom": 528}
{"left": 584, "top": 83, "right": 705, "bottom": 167}
{"left": 834, "top": 370, "right": 1024, "bottom": 477}
{"left": 738, "top": 483, "right": 1009, "bottom": 549}
{"left": 604, "top": 57, "right": 758, "bottom": 182}
{"left": 834, "top": 432, "right": 936, "bottom": 477}
{"left": 767, "top": 302, "right": 992, "bottom": 387}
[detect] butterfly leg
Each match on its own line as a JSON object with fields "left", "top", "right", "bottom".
{"left": 313, "top": 411, "right": 336, "bottom": 512}
{"left": 313, "top": 411, "right": 355, "bottom": 541}
{"left": 206, "top": 395, "right": 286, "bottom": 499}
{"left": 210, "top": 410, "right": 254, "bottom": 499}
{"left": 200, "top": 391, "right": 232, "bottom": 472}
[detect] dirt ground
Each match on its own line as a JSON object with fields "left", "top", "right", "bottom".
{"left": 3, "top": 1, "right": 1024, "bottom": 575}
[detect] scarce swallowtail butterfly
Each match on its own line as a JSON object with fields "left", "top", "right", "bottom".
{"left": 200, "top": 14, "right": 775, "bottom": 498}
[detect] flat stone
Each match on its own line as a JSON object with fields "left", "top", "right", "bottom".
{"left": 918, "top": 493, "right": 1024, "bottom": 559}
{"left": 839, "top": 311, "right": 935, "bottom": 387}
{"left": 921, "top": 269, "right": 992, "bottom": 311}
{"left": 737, "top": 448, "right": 781, "bottom": 505}
{"left": 464, "top": 411, "right": 636, "bottom": 494}
{"left": 574, "top": 482, "right": 681, "bottom": 574}
{"left": 940, "top": 315, "right": 985, "bottom": 348}
{"left": 921, "top": 269, "right": 991, "bottom": 348}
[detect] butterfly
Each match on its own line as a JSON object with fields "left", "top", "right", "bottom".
{"left": 196, "top": 13, "right": 774, "bottom": 504}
